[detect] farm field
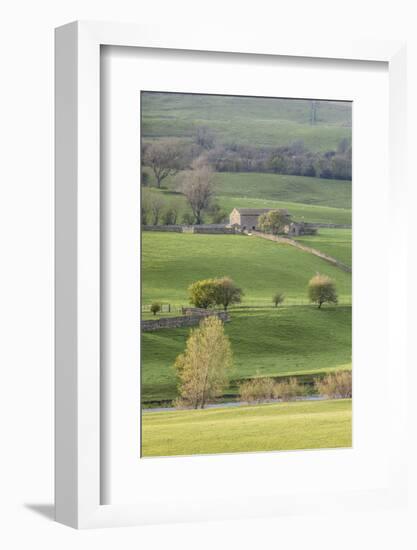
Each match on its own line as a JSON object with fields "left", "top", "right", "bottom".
{"left": 218, "top": 196, "right": 351, "bottom": 225}
{"left": 159, "top": 171, "right": 352, "bottom": 209}
{"left": 141, "top": 92, "right": 352, "bottom": 152}
{"left": 141, "top": 232, "right": 352, "bottom": 307}
{"left": 141, "top": 399, "right": 352, "bottom": 457}
{"left": 294, "top": 228, "right": 352, "bottom": 267}
{"left": 141, "top": 306, "right": 351, "bottom": 404}
{"left": 143, "top": 170, "right": 353, "bottom": 225}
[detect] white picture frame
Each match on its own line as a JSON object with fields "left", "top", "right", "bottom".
{"left": 55, "top": 20, "right": 407, "bottom": 529}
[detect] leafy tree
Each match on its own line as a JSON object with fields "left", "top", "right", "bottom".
{"left": 213, "top": 277, "right": 243, "bottom": 311}
{"left": 174, "top": 316, "right": 233, "bottom": 409}
{"left": 258, "top": 209, "right": 292, "bottom": 235}
{"left": 273, "top": 292, "right": 285, "bottom": 307}
{"left": 141, "top": 170, "right": 150, "bottom": 186}
{"left": 207, "top": 202, "right": 227, "bottom": 224}
{"left": 142, "top": 188, "right": 165, "bottom": 225}
{"left": 142, "top": 139, "right": 185, "bottom": 188}
{"left": 149, "top": 195, "right": 165, "bottom": 225}
{"left": 188, "top": 279, "right": 218, "bottom": 309}
{"left": 179, "top": 160, "right": 214, "bottom": 225}
{"left": 162, "top": 205, "right": 179, "bottom": 225}
{"left": 150, "top": 302, "right": 161, "bottom": 316}
{"left": 141, "top": 205, "right": 148, "bottom": 225}
{"left": 181, "top": 211, "right": 195, "bottom": 225}
{"left": 308, "top": 273, "right": 338, "bottom": 308}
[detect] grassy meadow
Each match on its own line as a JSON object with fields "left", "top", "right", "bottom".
{"left": 142, "top": 232, "right": 352, "bottom": 306}
{"left": 142, "top": 306, "right": 351, "bottom": 404}
{"left": 142, "top": 399, "right": 352, "bottom": 457}
{"left": 294, "top": 228, "right": 352, "bottom": 267}
{"left": 142, "top": 93, "right": 352, "bottom": 152}
{"left": 141, "top": 232, "right": 352, "bottom": 405}
{"left": 143, "top": 170, "right": 353, "bottom": 225}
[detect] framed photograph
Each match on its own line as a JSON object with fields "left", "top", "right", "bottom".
{"left": 55, "top": 21, "right": 408, "bottom": 528}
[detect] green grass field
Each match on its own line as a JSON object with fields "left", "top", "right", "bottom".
{"left": 142, "top": 92, "right": 351, "bottom": 152}
{"left": 142, "top": 399, "right": 352, "bottom": 456}
{"left": 213, "top": 172, "right": 351, "bottom": 208}
{"left": 142, "top": 232, "right": 352, "bottom": 306}
{"left": 142, "top": 306, "right": 351, "bottom": 404}
{"left": 294, "top": 228, "right": 352, "bottom": 267}
{"left": 144, "top": 169, "right": 352, "bottom": 225}
{"left": 160, "top": 171, "right": 352, "bottom": 209}
{"left": 218, "top": 196, "right": 352, "bottom": 225}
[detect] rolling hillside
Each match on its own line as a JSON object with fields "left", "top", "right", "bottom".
{"left": 141, "top": 232, "right": 352, "bottom": 405}
{"left": 141, "top": 232, "right": 352, "bottom": 306}
{"left": 142, "top": 306, "right": 352, "bottom": 404}
{"left": 141, "top": 92, "right": 352, "bottom": 152}
{"left": 143, "top": 170, "right": 352, "bottom": 225}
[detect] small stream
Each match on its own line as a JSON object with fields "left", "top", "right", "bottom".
{"left": 142, "top": 395, "right": 327, "bottom": 414}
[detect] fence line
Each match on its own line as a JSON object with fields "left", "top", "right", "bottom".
{"left": 142, "top": 300, "right": 352, "bottom": 313}
{"left": 248, "top": 230, "right": 352, "bottom": 273}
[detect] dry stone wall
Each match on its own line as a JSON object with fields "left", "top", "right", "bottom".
{"left": 142, "top": 225, "right": 236, "bottom": 234}
{"left": 142, "top": 310, "right": 230, "bottom": 332}
{"left": 250, "top": 231, "right": 351, "bottom": 273}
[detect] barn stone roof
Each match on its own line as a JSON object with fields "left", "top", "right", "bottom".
{"left": 234, "top": 207, "right": 289, "bottom": 216}
{"left": 234, "top": 208, "right": 271, "bottom": 215}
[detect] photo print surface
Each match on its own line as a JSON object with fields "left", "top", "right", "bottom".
{"left": 140, "top": 91, "right": 352, "bottom": 457}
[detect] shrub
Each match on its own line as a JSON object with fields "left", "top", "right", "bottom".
{"left": 273, "top": 377, "right": 306, "bottom": 401}
{"left": 239, "top": 376, "right": 307, "bottom": 404}
{"left": 239, "top": 377, "right": 275, "bottom": 404}
{"left": 150, "top": 302, "right": 161, "bottom": 316}
{"left": 273, "top": 292, "right": 285, "bottom": 307}
{"left": 162, "top": 207, "right": 178, "bottom": 225}
{"left": 315, "top": 370, "right": 352, "bottom": 398}
{"left": 181, "top": 211, "right": 195, "bottom": 225}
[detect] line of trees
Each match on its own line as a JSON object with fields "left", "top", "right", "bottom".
{"left": 141, "top": 188, "right": 227, "bottom": 226}
{"left": 141, "top": 131, "right": 352, "bottom": 186}
{"left": 188, "top": 277, "right": 244, "bottom": 311}
{"left": 186, "top": 273, "right": 337, "bottom": 311}
{"left": 171, "top": 273, "right": 341, "bottom": 409}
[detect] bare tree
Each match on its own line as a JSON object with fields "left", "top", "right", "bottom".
{"left": 142, "top": 139, "right": 185, "bottom": 188}
{"left": 179, "top": 160, "right": 215, "bottom": 225}
{"left": 142, "top": 189, "right": 165, "bottom": 225}
{"left": 194, "top": 126, "right": 216, "bottom": 149}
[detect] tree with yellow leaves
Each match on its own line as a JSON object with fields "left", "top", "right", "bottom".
{"left": 174, "top": 316, "right": 233, "bottom": 409}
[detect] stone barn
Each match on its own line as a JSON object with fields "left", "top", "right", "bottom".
{"left": 229, "top": 208, "right": 271, "bottom": 230}
{"left": 287, "top": 221, "right": 318, "bottom": 236}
